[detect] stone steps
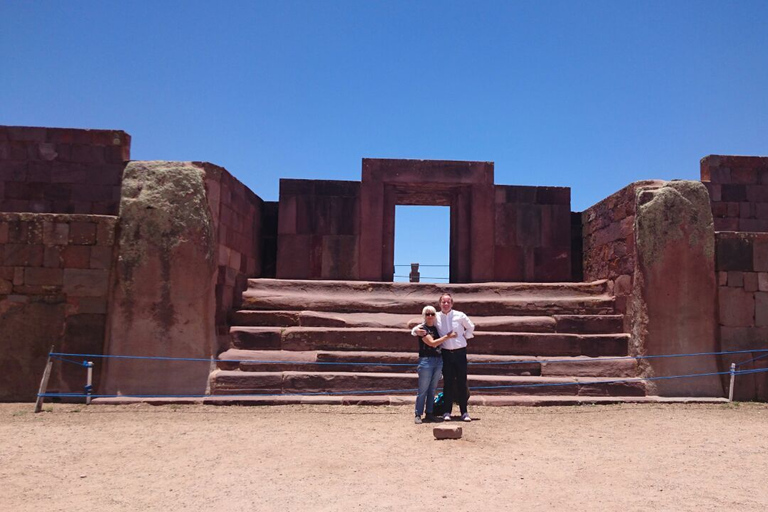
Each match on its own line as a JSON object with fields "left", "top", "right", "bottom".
{"left": 216, "top": 349, "right": 639, "bottom": 377}
{"left": 211, "top": 277, "right": 645, "bottom": 401}
{"left": 240, "top": 278, "right": 617, "bottom": 316}
{"left": 229, "top": 326, "right": 629, "bottom": 357}
{"left": 229, "top": 310, "right": 624, "bottom": 334}
{"left": 208, "top": 370, "right": 648, "bottom": 397}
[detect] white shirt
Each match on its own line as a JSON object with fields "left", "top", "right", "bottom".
{"left": 412, "top": 309, "right": 475, "bottom": 350}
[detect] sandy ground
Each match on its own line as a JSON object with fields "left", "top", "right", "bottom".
{"left": 1, "top": 402, "right": 767, "bottom": 512}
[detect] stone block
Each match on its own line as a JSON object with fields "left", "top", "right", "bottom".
{"left": 756, "top": 292, "right": 768, "bottom": 327}
{"left": 740, "top": 202, "right": 754, "bottom": 219}
{"left": 731, "top": 167, "right": 758, "bottom": 184}
{"left": 746, "top": 185, "right": 768, "bottom": 203}
{"left": 42, "top": 221, "right": 69, "bottom": 245}
{"left": 718, "top": 271, "right": 728, "bottom": 286}
{"left": 89, "top": 245, "right": 113, "bottom": 269}
{"left": 739, "top": 219, "right": 768, "bottom": 232}
{"left": 3, "top": 244, "right": 43, "bottom": 266}
{"left": 433, "top": 425, "right": 463, "bottom": 439}
{"left": 0, "top": 222, "right": 7, "bottom": 244}
{"left": 717, "top": 236, "right": 753, "bottom": 271}
{"left": 759, "top": 273, "right": 768, "bottom": 291}
{"left": 744, "top": 272, "right": 759, "bottom": 292}
{"left": 704, "top": 182, "right": 721, "bottom": 202}
{"left": 13, "top": 267, "right": 23, "bottom": 285}
{"left": 50, "top": 162, "right": 88, "bottom": 183}
{"left": 720, "top": 326, "right": 768, "bottom": 351}
{"left": 0, "top": 278, "right": 10, "bottom": 294}
{"left": 96, "top": 220, "right": 115, "bottom": 246}
{"left": 61, "top": 246, "right": 91, "bottom": 268}
{"left": 719, "top": 286, "right": 755, "bottom": 327}
{"left": 24, "top": 267, "right": 63, "bottom": 286}
{"left": 727, "top": 271, "right": 744, "bottom": 288}
{"left": 754, "top": 240, "right": 768, "bottom": 271}
{"left": 721, "top": 184, "right": 747, "bottom": 202}
{"left": 69, "top": 222, "right": 97, "bottom": 245}
{"left": 62, "top": 268, "right": 109, "bottom": 297}
{"left": 714, "top": 217, "right": 739, "bottom": 231}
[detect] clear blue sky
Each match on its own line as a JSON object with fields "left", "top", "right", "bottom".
{"left": 2, "top": 2, "right": 767, "bottom": 281}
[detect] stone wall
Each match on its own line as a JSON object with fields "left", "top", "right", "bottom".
{"left": 581, "top": 180, "right": 664, "bottom": 319}
{"left": 0, "top": 126, "right": 130, "bottom": 215}
{"left": 201, "top": 163, "right": 265, "bottom": 352}
{"left": 716, "top": 232, "right": 768, "bottom": 400}
{"left": 276, "top": 179, "right": 360, "bottom": 280}
{"left": 0, "top": 213, "right": 116, "bottom": 401}
{"left": 493, "top": 185, "right": 571, "bottom": 281}
{"left": 702, "top": 155, "right": 768, "bottom": 232}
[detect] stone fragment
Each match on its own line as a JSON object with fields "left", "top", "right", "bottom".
{"left": 433, "top": 425, "right": 463, "bottom": 440}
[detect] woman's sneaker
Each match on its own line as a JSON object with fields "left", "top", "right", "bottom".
{"left": 442, "top": 413, "right": 451, "bottom": 422}
{"left": 414, "top": 416, "right": 422, "bottom": 424}
{"left": 461, "top": 413, "right": 472, "bottom": 422}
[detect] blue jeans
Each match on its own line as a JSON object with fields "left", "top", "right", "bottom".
{"left": 415, "top": 356, "right": 443, "bottom": 416}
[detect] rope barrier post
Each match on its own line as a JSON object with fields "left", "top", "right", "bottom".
{"left": 34, "top": 346, "right": 55, "bottom": 413}
{"left": 85, "top": 361, "right": 94, "bottom": 405}
{"left": 728, "top": 363, "right": 736, "bottom": 402}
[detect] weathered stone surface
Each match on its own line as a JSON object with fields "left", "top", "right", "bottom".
{"left": 103, "top": 161, "right": 217, "bottom": 396}
{"left": 0, "top": 299, "right": 66, "bottom": 401}
{"left": 632, "top": 181, "right": 723, "bottom": 396}
{"left": 719, "top": 287, "right": 755, "bottom": 327}
{"left": 433, "top": 425, "right": 463, "bottom": 439}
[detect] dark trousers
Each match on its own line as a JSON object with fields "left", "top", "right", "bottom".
{"left": 441, "top": 348, "right": 468, "bottom": 415}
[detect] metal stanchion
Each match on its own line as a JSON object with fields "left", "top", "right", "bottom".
{"left": 85, "top": 361, "right": 94, "bottom": 405}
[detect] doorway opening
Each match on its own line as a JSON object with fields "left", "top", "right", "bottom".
{"left": 393, "top": 205, "right": 450, "bottom": 283}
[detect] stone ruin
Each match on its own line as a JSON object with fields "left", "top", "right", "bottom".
{"left": 0, "top": 125, "right": 766, "bottom": 404}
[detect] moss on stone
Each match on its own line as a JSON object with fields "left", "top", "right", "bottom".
{"left": 117, "top": 161, "right": 215, "bottom": 328}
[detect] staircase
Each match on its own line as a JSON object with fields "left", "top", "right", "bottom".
{"left": 208, "top": 279, "right": 650, "bottom": 405}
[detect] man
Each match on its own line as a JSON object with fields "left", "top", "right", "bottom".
{"left": 412, "top": 292, "right": 475, "bottom": 422}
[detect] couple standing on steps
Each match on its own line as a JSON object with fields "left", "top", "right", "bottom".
{"left": 411, "top": 293, "right": 475, "bottom": 424}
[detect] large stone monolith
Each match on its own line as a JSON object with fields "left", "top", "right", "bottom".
{"left": 102, "top": 161, "right": 217, "bottom": 396}
{"left": 631, "top": 181, "right": 724, "bottom": 396}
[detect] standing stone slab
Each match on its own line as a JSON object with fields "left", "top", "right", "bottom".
{"left": 102, "top": 161, "right": 217, "bottom": 396}
{"left": 631, "top": 181, "right": 723, "bottom": 396}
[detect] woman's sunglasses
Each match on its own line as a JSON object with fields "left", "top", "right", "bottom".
{"left": 425, "top": 313, "right": 436, "bottom": 316}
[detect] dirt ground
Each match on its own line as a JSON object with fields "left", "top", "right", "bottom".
{"left": 1, "top": 402, "right": 767, "bottom": 512}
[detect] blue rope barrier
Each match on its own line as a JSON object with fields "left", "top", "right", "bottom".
{"left": 40, "top": 367, "right": 768, "bottom": 401}
{"left": 48, "top": 348, "right": 768, "bottom": 369}
{"left": 734, "top": 351, "right": 768, "bottom": 368}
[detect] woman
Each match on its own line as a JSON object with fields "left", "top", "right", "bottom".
{"left": 414, "top": 305, "right": 456, "bottom": 424}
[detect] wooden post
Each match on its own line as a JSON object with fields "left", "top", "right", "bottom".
{"left": 728, "top": 363, "right": 736, "bottom": 402}
{"left": 34, "top": 346, "right": 55, "bottom": 413}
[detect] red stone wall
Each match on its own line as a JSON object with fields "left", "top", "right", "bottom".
{"left": 493, "top": 185, "right": 571, "bottom": 281}
{"left": 581, "top": 181, "right": 664, "bottom": 316}
{"left": 276, "top": 179, "right": 360, "bottom": 280}
{"left": 715, "top": 232, "right": 768, "bottom": 400}
{"left": 200, "top": 163, "right": 265, "bottom": 353}
{"left": 0, "top": 213, "right": 116, "bottom": 401}
{"left": 702, "top": 155, "right": 768, "bottom": 232}
{"left": 0, "top": 126, "right": 130, "bottom": 215}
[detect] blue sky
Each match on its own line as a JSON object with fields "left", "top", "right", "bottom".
{"left": 2, "top": 1, "right": 767, "bottom": 281}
